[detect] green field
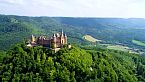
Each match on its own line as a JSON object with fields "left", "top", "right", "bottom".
{"left": 132, "top": 40, "right": 145, "bottom": 47}
{"left": 107, "top": 45, "right": 130, "bottom": 52}
{"left": 102, "top": 44, "right": 143, "bottom": 54}
{"left": 106, "top": 44, "right": 140, "bottom": 54}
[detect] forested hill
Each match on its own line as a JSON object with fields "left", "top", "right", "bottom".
{"left": 1, "top": 15, "right": 145, "bottom": 50}
{"left": 0, "top": 44, "right": 145, "bottom": 81}
{"left": 53, "top": 17, "right": 145, "bottom": 29}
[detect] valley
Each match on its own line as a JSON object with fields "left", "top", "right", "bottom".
{"left": 1, "top": 15, "right": 145, "bottom": 52}
{"left": 1, "top": 15, "right": 145, "bottom": 55}
{"left": 83, "top": 34, "right": 145, "bottom": 55}
{"left": 0, "top": 15, "right": 145, "bottom": 81}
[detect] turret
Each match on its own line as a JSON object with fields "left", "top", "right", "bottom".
{"left": 64, "top": 34, "right": 67, "bottom": 44}
{"left": 61, "top": 29, "right": 64, "bottom": 37}
{"left": 64, "top": 33, "right": 67, "bottom": 37}
{"left": 56, "top": 33, "right": 60, "bottom": 37}
{"left": 52, "top": 34, "right": 56, "bottom": 48}
{"left": 53, "top": 33, "right": 56, "bottom": 38}
{"left": 53, "top": 34, "right": 56, "bottom": 44}
{"left": 31, "top": 35, "right": 36, "bottom": 43}
{"left": 60, "top": 31, "right": 64, "bottom": 44}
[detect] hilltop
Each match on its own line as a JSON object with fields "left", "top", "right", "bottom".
{"left": 0, "top": 43, "right": 145, "bottom": 81}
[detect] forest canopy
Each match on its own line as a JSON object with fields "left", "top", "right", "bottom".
{"left": 0, "top": 44, "right": 145, "bottom": 82}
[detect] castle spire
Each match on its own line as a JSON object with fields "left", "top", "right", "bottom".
{"left": 61, "top": 29, "right": 64, "bottom": 37}
{"left": 64, "top": 33, "right": 67, "bottom": 37}
{"left": 61, "top": 29, "right": 63, "bottom": 34}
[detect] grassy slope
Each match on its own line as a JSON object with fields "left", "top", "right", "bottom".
{"left": 83, "top": 35, "right": 101, "bottom": 42}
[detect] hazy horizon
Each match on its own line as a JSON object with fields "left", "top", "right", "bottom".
{"left": 1, "top": 14, "right": 145, "bottom": 19}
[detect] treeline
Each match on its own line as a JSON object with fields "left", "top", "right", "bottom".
{"left": 0, "top": 44, "right": 145, "bottom": 81}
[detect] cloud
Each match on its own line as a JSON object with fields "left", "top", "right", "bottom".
{"left": 0, "top": 0, "right": 25, "bottom": 5}
{"left": 0, "top": 0, "right": 145, "bottom": 18}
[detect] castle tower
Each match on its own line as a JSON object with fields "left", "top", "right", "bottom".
{"left": 52, "top": 34, "right": 57, "bottom": 49}
{"left": 60, "top": 30, "right": 65, "bottom": 45}
{"left": 31, "top": 35, "right": 36, "bottom": 43}
{"left": 64, "top": 34, "right": 67, "bottom": 44}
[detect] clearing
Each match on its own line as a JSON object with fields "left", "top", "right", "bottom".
{"left": 83, "top": 35, "right": 101, "bottom": 42}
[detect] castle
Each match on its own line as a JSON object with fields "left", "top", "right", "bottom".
{"left": 27, "top": 30, "right": 71, "bottom": 52}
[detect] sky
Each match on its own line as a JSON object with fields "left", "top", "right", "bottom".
{"left": 0, "top": 0, "right": 145, "bottom": 18}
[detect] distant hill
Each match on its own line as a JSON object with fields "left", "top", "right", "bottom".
{"left": 1, "top": 15, "right": 145, "bottom": 51}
